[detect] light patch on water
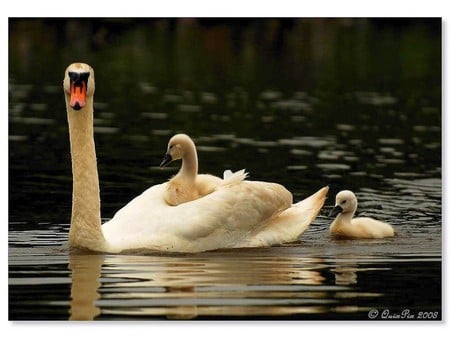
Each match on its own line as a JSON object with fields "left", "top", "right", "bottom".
{"left": 318, "top": 150, "right": 353, "bottom": 161}
{"left": 234, "top": 138, "right": 278, "bottom": 147}
{"left": 291, "top": 115, "right": 306, "bottom": 122}
{"left": 378, "top": 138, "right": 405, "bottom": 145}
{"left": 94, "top": 102, "right": 108, "bottom": 110}
{"left": 201, "top": 92, "right": 218, "bottom": 104}
{"left": 262, "top": 115, "right": 275, "bottom": 123}
{"left": 94, "top": 126, "right": 119, "bottom": 134}
{"left": 336, "top": 124, "right": 355, "bottom": 132}
{"left": 290, "top": 149, "right": 313, "bottom": 156}
{"left": 9, "top": 84, "right": 32, "bottom": 100}
{"left": 163, "top": 94, "right": 182, "bottom": 103}
{"left": 9, "top": 135, "right": 28, "bottom": 141}
{"left": 354, "top": 91, "right": 397, "bottom": 106}
{"left": 260, "top": 90, "right": 283, "bottom": 101}
{"left": 10, "top": 116, "right": 55, "bottom": 125}
{"left": 43, "top": 85, "right": 60, "bottom": 93}
{"left": 196, "top": 146, "right": 226, "bottom": 152}
{"left": 126, "top": 134, "right": 149, "bottom": 142}
{"left": 139, "top": 82, "right": 157, "bottom": 94}
{"left": 317, "top": 163, "right": 351, "bottom": 171}
{"left": 287, "top": 165, "right": 308, "bottom": 171}
{"left": 151, "top": 129, "right": 172, "bottom": 136}
{"left": 141, "top": 112, "right": 168, "bottom": 119}
{"left": 413, "top": 125, "right": 441, "bottom": 133}
{"left": 279, "top": 136, "right": 334, "bottom": 148}
{"left": 271, "top": 99, "right": 312, "bottom": 112}
{"left": 30, "top": 103, "right": 48, "bottom": 111}
{"left": 177, "top": 104, "right": 201, "bottom": 113}
{"left": 9, "top": 102, "right": 26, "bottom": 115}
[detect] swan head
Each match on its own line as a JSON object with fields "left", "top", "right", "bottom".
{"left": 329, "top": 190, "right": 358, "bottom": 218}
{"left": 63, "top": 63, "right": 95, "bottom": 111}
{"left": 160, "top": 134, "right": 195, "bottom": 167}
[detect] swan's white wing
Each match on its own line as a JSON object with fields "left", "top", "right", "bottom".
{"left": 102, "top": 181, "right": 292, "bottom": 253}
{"left": 246, "top": 186, "right": 329, "bottom": 246}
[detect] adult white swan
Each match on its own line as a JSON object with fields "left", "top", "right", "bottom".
{"left": 64, "top": 62, "right": 328, "bottom": 253}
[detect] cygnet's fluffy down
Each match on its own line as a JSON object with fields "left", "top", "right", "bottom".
{"left": 329, "top": 190, "right": 395, "bottom": 239}
{"left": 160, "top": 134, "right": 247, "bottom": 206}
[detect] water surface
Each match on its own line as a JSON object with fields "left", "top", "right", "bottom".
{"left": 9, "top": 18, "right": 441, "bottom": 320}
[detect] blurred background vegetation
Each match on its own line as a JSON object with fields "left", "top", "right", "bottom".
{"left": 9, "top": 18, "right": 440, "bottom": 92}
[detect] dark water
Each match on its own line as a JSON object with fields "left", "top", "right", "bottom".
{"left": 9, "top": 18, "right": 441, "bottom": 320}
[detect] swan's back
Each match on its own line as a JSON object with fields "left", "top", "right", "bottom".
{"left": 101, "top": 180, "right": 293, "bottom": 253}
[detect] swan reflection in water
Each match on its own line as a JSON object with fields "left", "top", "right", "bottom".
{"left": 69, "top": 253, "right": 103, "bottom": 320}
{"left": 68, "top": 249, "right": 381, "bottom": 320}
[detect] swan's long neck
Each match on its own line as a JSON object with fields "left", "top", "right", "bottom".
{"left": 66, "top": 96, "right": 106, "bottom": 251}
{"left": 179, "top": 144, "right": 198, "bottom": 183}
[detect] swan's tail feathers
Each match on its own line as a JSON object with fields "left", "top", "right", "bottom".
{"left": 247, "top": 186, "right": 329, "bottom": 247}
{"left": 221, "top": 169, "right": 248, "bottom": 187}
{"left": 292, "top": 185, "right": 329, "bottom": 209}
{"left": 223, "top": 169, "right": 233, "bottom": 180}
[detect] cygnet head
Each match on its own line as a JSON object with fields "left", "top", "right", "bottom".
{"left": 160, "top": 134, "right": 196, "bottom": 167}
{"left": 329, "top": 190, "right": 358, "bottom": 218}
{"left": 63, "top": 62, "right": 95, "bottom": 111}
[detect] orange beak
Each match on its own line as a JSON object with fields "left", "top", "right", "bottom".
{"left": 69, "top": 81, "right": 87, "bottom": 110}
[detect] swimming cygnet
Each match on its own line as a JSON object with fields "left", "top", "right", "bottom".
{"left": 160, "top": 134, "right": 246, "bottom": 206}
{"left": 329, "top": 190, "right": 395, "bottom": 238}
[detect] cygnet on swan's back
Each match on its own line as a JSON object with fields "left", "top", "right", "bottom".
{"left": 329, "top": 190, "right": 395, "bottom": 239}
{"left": 160, "top": 134, "right": 246, "bottom": 206}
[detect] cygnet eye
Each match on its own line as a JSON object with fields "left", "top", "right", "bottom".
{"left": 342, "top": 200, "right": 347, "bottom": 204}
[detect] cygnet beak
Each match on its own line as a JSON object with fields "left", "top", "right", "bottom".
{"left": 329, "top": 205, "right": 343, "bottom": 218}
{"left": 160, "top": 153, "right": 173, "bottom": 167}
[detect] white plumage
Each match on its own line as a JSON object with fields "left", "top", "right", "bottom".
{"left": 64, "top": 62, "right": 329, "bottom": 253}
